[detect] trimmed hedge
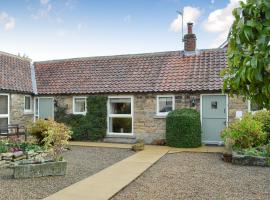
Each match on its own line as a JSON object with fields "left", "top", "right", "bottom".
{"left": 55, "top": 96, "right": 107, "bottom": 141}
{"left": 166, "top": 108, "right": 201, "bottom": 147}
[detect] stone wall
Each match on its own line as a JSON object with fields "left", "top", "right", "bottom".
{"left": 10, "top": 93, "right": 34, "bottom": 126}
{"left": 41, "top": 93, "right": 248, "bottom": 144}
{"left": 228, "top": 96, "right": 249, "bottom": 123}
{"left": 134, "top": 93, "right": 200, "bottom": 143}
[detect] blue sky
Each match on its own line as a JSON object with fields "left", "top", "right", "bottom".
{"left": 0, "top": 0, "right": 241, "bottom": 61}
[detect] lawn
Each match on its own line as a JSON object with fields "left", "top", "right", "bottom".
{"left": 112, "top": 152, "right": 270, "bottom": 200}
{"left": 0, "top": 146, "right": 134, "bottom": 200}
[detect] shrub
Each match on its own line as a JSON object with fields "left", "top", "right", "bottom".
{"left": 0, "top": 140, "right": 8, "bottom": 153}
{"left": 253, "top": 110, "right": 270, "bottom": 143}
{"left": 27, "top": 119, "right": 50, "bottom": 145}
{"left": 166, "top": 108, "right": 201, "bottom": 148}
{"left": 42, "top": 121, "right": 72, "bottom": 161}
{"left": 221, "top": 114, "right": 266, "bottom": 149}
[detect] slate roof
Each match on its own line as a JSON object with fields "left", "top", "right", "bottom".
{"left": 34, "top": 48, "right": 227, "bottom": 94}
{"left": 0, "top": 51, "right": 33, "bottom": 93}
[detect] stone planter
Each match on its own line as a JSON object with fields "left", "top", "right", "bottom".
{"left": 232, "top": 152, "right": 270, "bottom": 167}
{"left": 13, "top": 160, "right": 67, "bottom": 179}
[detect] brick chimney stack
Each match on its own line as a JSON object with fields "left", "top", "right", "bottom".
{"left": 184, "top": 22, "right": 196, "bottom": 52}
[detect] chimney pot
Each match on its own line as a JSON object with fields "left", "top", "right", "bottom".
{"left": 184, "top": 22, "right": 196, "bottom": 52}
{"left": 187, "top": 22, "right": 193, "bottom": 34}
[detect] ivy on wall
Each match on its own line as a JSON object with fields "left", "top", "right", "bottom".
{"left": 55, "top": 96, "right": 107, "bottom": 141}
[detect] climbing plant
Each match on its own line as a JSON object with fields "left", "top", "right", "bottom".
{"left": 55, "top": 96, "right": 107, "bottom": 141}
{"left": 222, "top": 0, "right": 270, "bottom": 108}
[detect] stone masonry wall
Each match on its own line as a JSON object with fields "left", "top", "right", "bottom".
{"left": 10, "top": 93, "right": 34, "bottom": 126}
{"left": 228, "top": 96, "right": 249, "bottom": 123}
{"left": 43, "top": 93, "right": 248, "bottom": 144}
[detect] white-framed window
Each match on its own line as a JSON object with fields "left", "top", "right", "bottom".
{"left": 107, "top": 96, "right": 133, "bottom": 135}
{"left": 156, "top": 95, "right": 175, "bottom": 116}
{"left": 24, "top": 95, "right": 32, "bottom": 113}
{"left": 73, "top": 97, "right": 87, "bottom": 115}
{"left": 248, "top": 100, "right": 264, "bottom": 114}
{"left": 0, "top": 94, "right": 9, "bottom": 127}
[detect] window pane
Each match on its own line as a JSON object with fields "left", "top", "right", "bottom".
{"left": 0, "top": 118, "right": 8, "bottom": 127}
{"left": 25, "top": 96, "right": 31, "bottom": 110}
{"left": 35, "top": 99, "right": 39, "bottom": 115}
{"left": 0, "top": 95, "right": 8, "bottom": 114}
{"left": 75, "top": 98, "right": 86, "bottom": 113}
{"left": 159, "top": 97, "right": 173, "bottom": 113}
{"left": 110, "top": 98, "right": 131, "bottom": 114}
{"left": 109, "top": 117, "right": 132, "bottom": 133}
{"left": 251, "top": 101, "right": 263, "bottom": 112}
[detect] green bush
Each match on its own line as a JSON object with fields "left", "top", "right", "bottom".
{"left": 0, "top": 140, "right": 8, "bottom": 153}
{"left": 55, "top": 96, "right": 107, "bottom": 141}
{"left": 27, "top": 119, "right": 51, "bottom": 145}
{"left": 253, "top": 110, "right": 270, "bottom": 143}
{"left": 166, "top": 108, "right": 201, "bottom": 148}
{"left": 221, "top": 114, "right": 266, "bottom": 149}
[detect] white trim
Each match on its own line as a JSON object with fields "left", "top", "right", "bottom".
{"left": 72, "top": 96, "right": 87, "bottom": 115}
{"left": 200, "top": 93, "right": 228, "bottom": 144}
{"left": 24, "top": 95, "right": 33, "bottom": 114}
{"left": 0, "top": 93, "right": 10, "bottom": 125}
{"left": 156, "top": 95, "right": 175, "bottom": 116}
{"left": 34, "top": 97, "right": 39, "bottom": 121}
{"left": 107, "top": 95, "right": 134, "bottom": 136}
{"left": 36, "top": 97, "right": 54, "bottom": 120}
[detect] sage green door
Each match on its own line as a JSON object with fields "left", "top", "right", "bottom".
{"left": 202, "top": 95, "right": 227, "bottom": 144}
{"left": 39, "top": 98, "right": 54, "bottom": 120}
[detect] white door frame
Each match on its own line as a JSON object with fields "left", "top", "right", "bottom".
{"left": 200, "top": 93, "right": 228, "bottom": 144}
{"left": 35, "top": 97, "right": 55, "bottom": 120}
{"left": 0, "top": 93, "right": 10, "bottom": 125}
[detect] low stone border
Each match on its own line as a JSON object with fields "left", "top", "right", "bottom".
{"left": 232, "top": 152, "right": 270, "bottom": 167}
{"left": 13, "top": 160, "right": 67, "bottom": 179}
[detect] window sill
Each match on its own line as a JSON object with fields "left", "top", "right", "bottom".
{"left": 24, "top": 111, "right": 33, "bottom": 115}
{"left": 73, "top": 112, "right": 87, "bottom": 115}
{"left": 153, "top": 115, "right": 167, "bottom": 119}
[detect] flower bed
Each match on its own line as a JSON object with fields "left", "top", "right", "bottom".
{"left": 221, "top": 111, "right": 270, "bottom": 167}
{"left": 232, "top": 151, "right": 270, "bottom": 167}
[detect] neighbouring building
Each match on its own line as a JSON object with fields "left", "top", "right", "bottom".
{"left": 1, "top": 23, "right": 252, "bottom": 144}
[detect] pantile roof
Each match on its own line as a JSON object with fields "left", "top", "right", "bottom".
{"left": 34, "top": 48, "right": 227, "bottom": 94}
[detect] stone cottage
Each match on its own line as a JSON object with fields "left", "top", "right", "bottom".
{"left": 0, "top": 51, "right": 34, "bottom": 128}
{"left": 1, "top": 23, "right": 252, "bottom": 144}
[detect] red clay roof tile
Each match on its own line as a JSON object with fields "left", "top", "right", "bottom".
{"left": 34, "top": 49, "right": 227, "bottom": 94}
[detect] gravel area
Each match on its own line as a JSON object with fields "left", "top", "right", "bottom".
{"left": 112, "top": 152, "right": 270, "bottom": 200}
{"left": 0, "top": 146, "right": 134, "bottom": 200}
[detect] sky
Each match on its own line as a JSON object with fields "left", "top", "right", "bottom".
{"left": 0, "top": 0, "right": 242, "bottom": 61}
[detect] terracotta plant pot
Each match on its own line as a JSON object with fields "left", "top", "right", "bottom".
{"left": 222, "top": 153, "right": 232, "bottom": 163}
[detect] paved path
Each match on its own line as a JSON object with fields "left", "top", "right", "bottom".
{"left": 44, "top": 145, "right": 169, "bottom": 200}
{"left": 44, "top": 142, "right": 224, "bottom": 200}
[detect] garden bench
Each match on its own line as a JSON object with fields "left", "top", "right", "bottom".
{"left": 0, "top": 124, "right": 27, "bottom": 141}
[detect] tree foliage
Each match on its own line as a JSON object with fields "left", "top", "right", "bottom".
{"left": 222, "top": 0, "right": 270, "bottom": 108}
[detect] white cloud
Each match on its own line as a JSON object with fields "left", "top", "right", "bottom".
{"left": 0, "top": 12, "right": 15, "bottom": 31}
{"left": 32, "top": 0, "right": 52, "bottom": 19}
{"left": 204, "top": 0, "right": 244, "bottom": 47}
{"left": 170, "top": 6, "right": 201, "bottom": 32}
{"left": 123, "top": 14, "right": 131, "bottom": 23}
{"left": 40, "top": 0, "right": 49, "bottom": 5}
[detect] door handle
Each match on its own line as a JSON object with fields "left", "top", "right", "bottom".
{"left": 223, "top": 121, "right": 227, "bottom": 126}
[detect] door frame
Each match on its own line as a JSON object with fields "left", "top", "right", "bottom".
{"left": 35, "top": 97, "right": 54, "bottom": 120}
{"left": 200, "top": 93, "right": 228, "bottom": 144}
{"left": 0, "top": 93, "right": 10, "bottom": 125}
